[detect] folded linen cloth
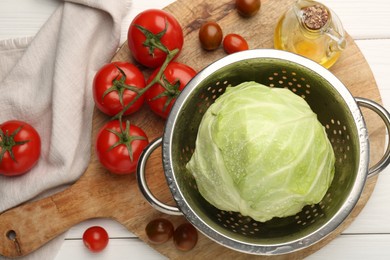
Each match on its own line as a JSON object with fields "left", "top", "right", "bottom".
{"left": 0, "top": 0, "right": 131, "bottom": 259}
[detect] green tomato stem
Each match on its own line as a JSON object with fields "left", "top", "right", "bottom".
{"left": 112, "top": 48, "right": 180, "bottom": 120}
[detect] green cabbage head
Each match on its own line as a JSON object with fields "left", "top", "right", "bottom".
{"left": 186, "top": 82, "right": 335, "bottom": 222}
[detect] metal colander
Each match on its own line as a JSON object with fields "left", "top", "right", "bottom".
{"left": 137, "top": 49, "right": 390, "bottom": 255}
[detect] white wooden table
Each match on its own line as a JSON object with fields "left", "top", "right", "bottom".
{"left": 1, "top": 0, "right": 389, "bottom": 259}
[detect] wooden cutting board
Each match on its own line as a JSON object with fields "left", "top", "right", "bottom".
{"left": 0, "top": 0, "right": 386, "bottom": 258}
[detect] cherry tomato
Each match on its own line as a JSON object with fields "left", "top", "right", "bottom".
{"left": 223, "top": 33, "right": 249, "bottom": 54}
{"left": 93, "top": 62, "right": 145, "bottom": 116}
{"left": 145, "top": 62, "right": 197, "bottom": 119}
{"left": 173, "top": 223, "right": 198, "bottom": 251}
{"left": 145, "top": 218, "right": 174, "bottom": 244}
{"left": 95, "top": 120, "right": 149, "bottom": 175}
{"left": 128, "top": 9, "right": 184, "bottom": 68}
{"left": 82, "top": 226, "right": 109, "bottom": 253}
{"left": 0, "top": 120, "right": 41, "bottom": 176}
{"left": 236, "top": 0, "right": 261, "bottom": 17}
{"left": 199, "top": 21, "right": 223, "bottom": 51}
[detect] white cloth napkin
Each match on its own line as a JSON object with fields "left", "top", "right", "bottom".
{"left": 0, "top": 0, "right": 131, "bottom": 259}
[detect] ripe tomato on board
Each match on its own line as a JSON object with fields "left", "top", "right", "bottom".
{"left": 92, "top": 62, "right": 146, "bottom": 116}
{"left": 145, "top": 62, "right": 197, "bottom": 119}
{"left": 198, "top": 21, "right": 223, "bottom": 51}
{"left": 145, "top": 218, "right": 174, "bottom": 244}
{"left": 0, "top": 120, "right": 41, "bottom": 176}
{"left": 173, "top": 222, "right": 198, "bottom": 251}
{"left": 236, "top": 0, "right": 261, "bottom": 17}
{"left": 95, "top": 120, "right": 149, "bottom": 175}
{"left": 127, "top": 9, "right": 184, "bottom": 68}
{"left": 82, "top": 226, "right": 109, "bottom": 253}
{"left": 223, "top": 33, "right": 249, "bottom": 54}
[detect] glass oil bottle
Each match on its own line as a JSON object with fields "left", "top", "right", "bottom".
{"left": 274, "top": 0, "right": 346, "bottom": 69}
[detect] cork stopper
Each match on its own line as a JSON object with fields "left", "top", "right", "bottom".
{"left": 302, "top": 4, "right": 329, "bottom": 30}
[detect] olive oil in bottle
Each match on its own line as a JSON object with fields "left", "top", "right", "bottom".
{"left": 274, "top": 0, "right": 346, "bottom": 69}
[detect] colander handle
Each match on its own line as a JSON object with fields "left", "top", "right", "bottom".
{"left": 136, "top": 137, "right": 183, "bottom": 215}
{"left": 356, "top": 97, "right": 390, "bottom": 177}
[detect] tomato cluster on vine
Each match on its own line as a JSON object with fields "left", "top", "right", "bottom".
{"left": 93, "top": 9, "right": 196, "bottom": 175}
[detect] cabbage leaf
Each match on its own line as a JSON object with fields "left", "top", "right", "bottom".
{"left": 186, "top": 82, "right": 335, "bottom": 222}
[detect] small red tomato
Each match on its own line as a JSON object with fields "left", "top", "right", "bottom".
{"left": 93, "top": 62, "right": 145, "bottom": 116}
{"left": 236, "top": 0, "right": 261, "bottom": 17}
{"left": 223, "top": 33, "right": 249, "bottom": 54}
{"left": 145, "top": 218, "right": 174, "bottom": 244}
{"left": 173, "top": 223, "right": 198, "bottom": 251}
{"left": 128, "top": 9, "right": 184, "bottom": 68}
{"left": 0, "top": 120, "right": 41, "bottom": 176}
{"left": 82, "top": 226, "right": 109, "bottom": 253}
{"left": 95, "top": 120, "right": 149, "bottom": 175}
{"left": 145, "top": 62, "right": 197, "bottom": 119}
{"left": 199, "top": 21, "right": 223, "bottom": 51}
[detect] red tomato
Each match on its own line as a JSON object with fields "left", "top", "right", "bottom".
{"left": 95, "top": 120, "right": 148, "bottom": 175}
{"left": 145, "top": 62, "right": 196, "bottom": 119}
{"left": 82, "top": 226, "right": 109, "bottom": 253}
{"left": 127, "top": 9, "right": 184, "bottom": 68}
{"left": 93, "top": 62, "right": 145, "bottom": 116}
{"left": 0, "top": 120, "right": 41, "bottom": 176}
{"left": 223, "top": 33, "right": 249, "bottom": 54}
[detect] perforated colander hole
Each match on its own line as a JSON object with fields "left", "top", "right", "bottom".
{"left": 6, "top": 230, "right": 16, "bottom": 240}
